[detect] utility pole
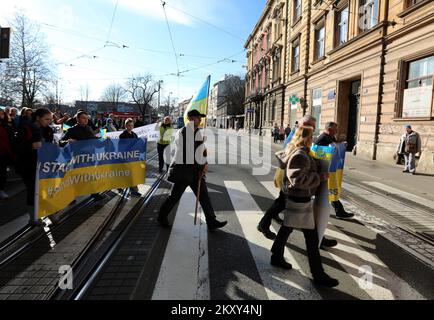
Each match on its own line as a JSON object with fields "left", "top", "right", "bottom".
{"left": 157, "top": 80, "right": 163, "bottom": 110}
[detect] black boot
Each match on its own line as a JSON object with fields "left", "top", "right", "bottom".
{"left": 270, "top": 254, "right": 292, "bottom": 270}
{"left": 313, "top": 273, "right": 339, "bottom": 288}
{"left": 207, "top": 219, "right": 227, "bottom": 230}
{"left": 320, "top": 237, "right": 338, "bottom": 249}
{"left": 257, "top": 224, "right": 276, "bottom": 240}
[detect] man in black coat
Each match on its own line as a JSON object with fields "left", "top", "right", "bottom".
{"left": 157, "top": 109, "right": 227, "bottom": 230}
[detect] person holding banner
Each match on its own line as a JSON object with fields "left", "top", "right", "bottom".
{"left": 59, "top": 110, "right": 105, "bottom": 201}
{"left": 15, "top": 108, "right": 54, "bottom": 226}
{"left": 119, "top": 118, "right": 142, "bottom": 197}
{"left": 270, "top": 125, "right": 339, "bottom": 288}
{"left": 157, "top": 116, "right": 173, "bottom": 173}
{"left": 157, "top": 109, "right": 227, "bottom": 230}
{"left": 314, "top": 122, "right": 354, "bottom": 220}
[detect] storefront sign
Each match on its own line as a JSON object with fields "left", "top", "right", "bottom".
{"left": 327, "top": 90, "right": 335, "bottom": 100}
{"left": 246, "top": 108, "right": 255, "bottom": 113}
{"left": 289, "top": 94, "right": 299, "bottom": 105}
{"left": 402, "top": 85, "right": 433, "bottom": 118}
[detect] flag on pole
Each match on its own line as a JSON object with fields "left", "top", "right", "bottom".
{"left": 183, "top": 75, "right": 211, "bottom": 128}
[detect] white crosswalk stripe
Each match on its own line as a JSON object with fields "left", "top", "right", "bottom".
{"left": 152, "top": 190, "right": 209, "bottom": 300}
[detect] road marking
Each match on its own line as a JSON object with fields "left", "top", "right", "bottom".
{"left": 224, "top": 180, "right": 322, "bottom": 300}
{"left": 324, "top": 226, "right": 426, "bottom": 300}
{"left": 152, "top": 190, "right": 210, "bottom": 300}
{"left": 260, "top": 181, "right": 280, "bottom": 198}
{"left": 362, "top": 181, "right": 434, "bottom": 209}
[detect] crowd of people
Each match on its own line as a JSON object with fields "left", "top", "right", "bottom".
{"left": 0, "top": 106, "right": 150, "bottom": 225}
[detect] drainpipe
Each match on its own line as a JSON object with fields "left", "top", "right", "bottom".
{"left": 373, "top": 0, "right": 389, "bottom": 160}
{"left": 303, "top": 0, "right": 312, "bottom": 117}
{"left": 281, "top": 0, "right": 289, "bottom": 126}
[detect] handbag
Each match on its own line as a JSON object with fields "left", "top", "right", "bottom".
{"left": 282, "top": 198, "right": 315, "bottom": 230}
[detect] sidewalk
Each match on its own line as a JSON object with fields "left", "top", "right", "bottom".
{"left": 344, "top": 153, "right": 434, "bottom": 203}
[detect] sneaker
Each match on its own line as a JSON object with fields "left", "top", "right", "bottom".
{"left": 157, "top": 216, "right": 171, "bottom": 228}
{"left": 0, "top": 190, "right": 9, "bottom": 200}
{"left": 270, "top": 255, "right": 292, "bottom": 270}
{"left": 313, "top": 273, "right": 339, "bottom": 288}
{"left": 257, "top": 224, "right": 277, "bottom": 240}
{"left": 320, "top": 237, "right": 338, "bottom": 248}
{"left": 336, "top": 211, "right": 354, "bottom": 219}
{"left": 207, "top": 219, "right": 227, "bottom": 230}
{"left": 402, "top": 170, "right": 409, "bottom": 173}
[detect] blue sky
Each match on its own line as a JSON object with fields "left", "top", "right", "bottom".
{"left": 1, "top": 0, "right": 266, "bottom": 104}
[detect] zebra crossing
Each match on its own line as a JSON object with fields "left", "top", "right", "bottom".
{"left": 151, "top": 180, "right": 428, "bottom": 300}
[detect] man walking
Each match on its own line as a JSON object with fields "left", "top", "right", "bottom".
{"left": 401, "top": 125, "right": 422, "bottom": 174}
{"left": 157, "top": 109, "right": 227, "bottom": 230}
{"left": 314, "top": 122, "right": 354, "bottom": 220}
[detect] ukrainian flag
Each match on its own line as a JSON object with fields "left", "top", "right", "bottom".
{"left": 310, "top": 144, "right": 335, "bottom": 161}
{"left": 328, "top": 143, "right": 346, "bottom": 202}
{"left": 63, "top": 123, "right": 71, "bottom": 132}
{"left": 183, "top": 75, "right": 211, "bottom": 128}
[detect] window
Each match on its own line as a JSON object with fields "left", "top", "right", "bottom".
{"left": 293, "top": 0, "right": 302, "bottom": 22}
{"left": 336, "top": 6, "right": 349, "bottom": 46}
{"left": 359, "top": 0, "right": 378, "bottom": 32}
{"left": 314, "top": 18, "right": 325, "bottom": 60}
{"left": 291, "top": 38, "right": 300, "bottom": 72}
{"left": 263, "top": 103, "right": 267, "bottom": 122}
{"left": 272, "top": 50, "right": 281, "bottom": 82}
{"left": 406, "top": 55, "right": 434, "bottom": 88}
{"left": 272, "top": 100, "right": 276, "bottom": 120}
{"left": 267, "top": 30, "right": 271, "bottom": 50}
{"left": 311, "top": 88, "right": 322, "bottom": 136}
{"left": 407, "top": 0, "right": 424, "bottom": 7}
{"left": 401, "top": 55, "right": 434, "bottom": 118}
{"left": 265, "top": 61, "right": 270, "bottom": 87}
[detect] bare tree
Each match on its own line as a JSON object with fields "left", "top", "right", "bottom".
{"left": 221, "top": 75, "right": 245, "bottom": 115}
{"left": 125, "top": 74, "right": 159, "bottom": 123}
{"left": 101, "top": 83, "right": 126, "bottom": 110}
{"left": 0, "top": 14, "right": 54, "bottom": 107}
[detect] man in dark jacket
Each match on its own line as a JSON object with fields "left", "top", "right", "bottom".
{"left": 60, "top": 111, "right": 97, "bottom": 146}
{"left": 119, "top": 118, "right": 141, "bottom": 197}
{"left": 157, "top": 109, "right": 227, "bottom": 230}
{"left": 314, "top": 122, "right": 354, "bottom": 219}
{"left": 60, "top": 111, "right": 104, "bottom": 200}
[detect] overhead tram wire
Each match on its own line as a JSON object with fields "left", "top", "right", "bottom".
{"left": 105, "top": 0, "right": 120, "bottom": 46}
{"left": 161, "top": 0, "right": 180, "bottom": 77}
{"left": 164, "top": 1, "right": 245, "bottom": 42}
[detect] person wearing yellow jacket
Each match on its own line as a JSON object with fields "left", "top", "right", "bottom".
{"left": 158, "top": 116, "right": 173, "bottom": 173}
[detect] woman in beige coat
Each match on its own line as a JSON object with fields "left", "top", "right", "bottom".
{"left": 270, "top": 126, "right": 339, "bottom": 288}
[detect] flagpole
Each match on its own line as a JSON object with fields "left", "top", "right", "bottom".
{"left": 194, "top": 75, "right": 211, "bottom": 225}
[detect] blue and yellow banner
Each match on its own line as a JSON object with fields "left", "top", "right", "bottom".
{"left": 36, "top": 138, "right": 147, "bottom": 217}
{"left": 327, "top": 143, "right": 346, "bottom": 202}
{"left": 183, "top": 75, "right": 211, "bottom": 127}
{"left": 310, "top": 143, "right": 346, "bottom": 202}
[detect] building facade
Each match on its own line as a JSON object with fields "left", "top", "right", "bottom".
{"left": 244, "top": 0, "right": 288, "bottom": 135}
{"left": 246, "top": 0, "right": 434, "bottom": 173}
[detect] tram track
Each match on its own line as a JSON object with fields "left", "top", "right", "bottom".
{"left": 52, "top": 168, "right": 165, "bottom": 300}
{"left": 341, "top": 178, "right": 434, "bottom": 246}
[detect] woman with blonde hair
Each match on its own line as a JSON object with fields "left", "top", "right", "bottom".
{"left": 270, "top": 125, "right": 339, "bottom": 288}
